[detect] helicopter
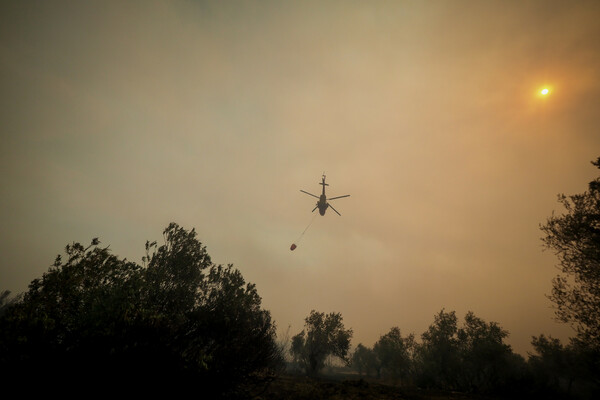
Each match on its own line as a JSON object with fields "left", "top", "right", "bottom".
{"left": 300, "top": 174, "right": 350, "bottom": 216}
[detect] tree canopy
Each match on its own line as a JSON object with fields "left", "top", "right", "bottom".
{"left": 0, "top": 223, "right": 283, "bottom": 394}
{"left": 290, "top": 310, "right": 353, "bottom": 375}
{"left": 351, "top": 343, "right": 379, "bottom": 377}
{"left": 374, "top": 327, "right": 414, "bottom": 384}
{"left": 351, "top": 310, "right": 520, "bottom": 393}
{"left": 540, "top": 157, "right": 600, "bottom": 350}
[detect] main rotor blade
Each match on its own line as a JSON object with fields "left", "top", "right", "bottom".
{"left": 328, "top": 194, "right": 350, "bottom": 200}
{"left": 327, "top": 202, "right": 341, "bottom": 216}
{"left": 312, "top": 205, "right": 318, "bottom": 212}
{"left": 300, "top": 190, "right": 320, "bottom": 199}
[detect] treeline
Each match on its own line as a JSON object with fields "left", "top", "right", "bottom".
{"left": 342, "top": 156, "right": 600, "bottom": 398}
{"left": 0, "top": 223, "right": 598, "bottom": 398}
{"left": 0, "top": 223, "right": 284, "bottom": 397}
{"left": 1, "top": 158, "right": 599, "bottom": 398}
{"left": 350, "top": 310, "right": 599, "bottom": 398}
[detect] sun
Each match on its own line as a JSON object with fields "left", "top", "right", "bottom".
{"left": 536, "top": 86, "right": 553, "bottom": 99}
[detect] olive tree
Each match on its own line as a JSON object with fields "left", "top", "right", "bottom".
{"left": 457, "top": 311, "right": 513, "bottom": 392}
{"left": 290, "top": 310, "right": 352, "bottom": 375}
{"left": 374, "top": 327, "right": 413, "bottom": 383}
{"left": 416, "top": 309, "right": 461, "bottom": 389}
{"left": 0, "top": 223, "right": 283, "bottom": 393}
{"left": 540, "top": 157, "right": 600, "bottom": 350}
{"left": 351, "top": 343, "right": 379, "bottom": 377}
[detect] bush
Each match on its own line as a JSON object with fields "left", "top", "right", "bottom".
{"left": 0, "top": 223, "right": 283, "bottom": 395}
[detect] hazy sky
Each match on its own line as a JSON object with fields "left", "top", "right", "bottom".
{"left": 1, "top": 1, "right": 599, "bottom": 355}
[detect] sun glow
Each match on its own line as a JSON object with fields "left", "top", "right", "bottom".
{"left": 536, "top": 85, "right": 554, "bottom": 99}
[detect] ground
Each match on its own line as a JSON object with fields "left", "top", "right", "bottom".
{"left": 254, "top": 374, "right": 496, "bottom": 400}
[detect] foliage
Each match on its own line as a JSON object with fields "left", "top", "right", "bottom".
{"left": 529, "top": 334, "right": 571, "bottom": 392}
{"left": 0, "top": 290, "right": 19, "bottom": 318}
{"left": 416, "top": 309, "right": 461, "bottom": 389}
{"left": 0, "top": 223, "right": 283, "bottom": 393}
{"left": 290, "top": 310, "right": 353, "bottom": 375}
{"left": 413, "top": 309, "right": 523, "bottom": 394}
{"left": 186, "top": 263, "right": 284, "bottom": 391}
{"left": 351, "top": 343, "right": 379, "bottom": 377}
{"left": 456, "top": 312, "right": 514, "bottom": 393}
{"left": 528, "top": 334, "right": 600, "bottom": 397}
{"left": 0, "top": 239, "right": 145, "bottom": 384}
{"left": 540, "top": 157, "right": 600, "bottom": 350}
{"left": 348, "top": 310, "right": 597, "bottom": 397}
{"left": 373, "top": 327, "right": 413, "bottom": 384}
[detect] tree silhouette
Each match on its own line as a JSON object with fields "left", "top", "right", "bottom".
{"left": 456, "top": 311, "right": 513, "bottom": 392}
{"left": 413, "top": 309, "right": 519, "bottom": 393}
{"left": 351, "top": 343, "right": 379, "bottom": 377}
{"left": 0, "top": 238, "right": 144, "bottom": 384}
{"left": 416, "top": 309, "right": 460, "bottom": 389}
{"left": 290, "top": 310, "right": 352, "bottom": 375}
{"left": 0, "top": 223, "right": 283, "bottom": 394}
{"left": 374, "top": 327, "right": 413, "bottom": 384}
{"left": 528, "top": 334, "right": 599, "bottom": 397}
{"left": 540, "top": 157, "right": 600, "bottom": 350}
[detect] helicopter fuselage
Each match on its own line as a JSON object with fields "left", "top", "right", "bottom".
{"left": 317, "top": 177, "right": 329, "bottom": 215}
{"left": 317, "top": 194, "right": 328, "bottom": 215}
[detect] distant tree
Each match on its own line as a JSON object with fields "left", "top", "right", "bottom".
{"left": 528, "top": 334, "right": 599, "bottom": 397}
{"left": 528, "top": 334, "right": 568, "bottom": 392}
{"left": 414, "top": 309, "right": 520, "bottom": 393}
{"left": 416, "top": 309, "right": 460, "bottom": 389}
{"left": 540, "top": 157, "right": 600, "bottom": 350}
{"left": 351, "top": 343, "right": 378, "bottom": 377}
{"left": 0, "top": 223, "right": 283, "bottom": 394}
{"left": 290, "top": 310, "right": 353, "bottom": 375}
{"left": 457, "top": 311, "right": 513, "bottom": 393}
{"left": 373, "top": 327, "right": 412, "bottom": 384}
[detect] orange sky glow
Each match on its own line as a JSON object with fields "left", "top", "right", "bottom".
{"left": 1, "top": 1, "right": 599, "bottom": 355}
